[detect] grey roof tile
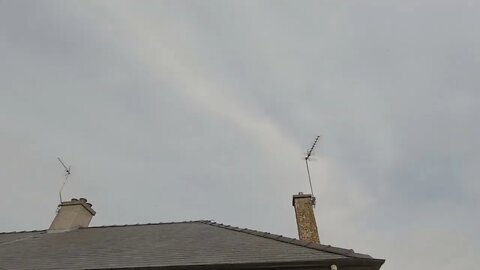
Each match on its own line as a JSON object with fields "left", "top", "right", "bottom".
{"left": 0, "top": 221, "right": 382, "bottom": 270}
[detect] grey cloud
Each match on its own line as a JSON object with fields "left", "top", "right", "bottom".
{"left": 1, "top": 1, "right": 479, "bottom": 270}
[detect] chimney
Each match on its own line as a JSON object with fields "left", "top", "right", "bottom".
{"left": 292, "top": 192, "right": 320, "bottom": 243}
{"left": 48, "top": 198, "right": 96, "bottom": 232}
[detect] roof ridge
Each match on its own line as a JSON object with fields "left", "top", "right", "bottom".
{"left": 0, "top": 229, "right": 46, "bottom": 235}
{"left": 0, "top": 221, "right": 210, "bottom": 234}
{"left": 83, "top": 220, "right": 209, "bottom": 229}
{"left": 197, "top": 220, "right": 372, "bottom": 259}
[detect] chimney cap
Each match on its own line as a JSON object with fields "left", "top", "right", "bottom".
{"left": 59, "top": 198, "right": 96, "bottom": 216}
{"left": 292, "top": 193, "right": 315, "bottom": 206}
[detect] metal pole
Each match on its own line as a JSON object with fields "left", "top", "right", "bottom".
{"left": 59, "top": 173, "right": 69, "bottom": 203}
{"left": 305, "top": 158, "right": 314, "bottom": 197}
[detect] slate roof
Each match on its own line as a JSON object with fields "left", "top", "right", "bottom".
{"left": 0, "top": 221, "right": 384, "bottom": 270}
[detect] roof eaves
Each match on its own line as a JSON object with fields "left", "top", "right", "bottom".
{"left": 95, "top": 258, "right": 385, "bottom": 270}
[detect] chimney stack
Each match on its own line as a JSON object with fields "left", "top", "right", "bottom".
{"left": 48, "top": 198, "right": 96, "bottom": 232}
{"left": 292, "top": 192, "right": 320, "bottom": 243}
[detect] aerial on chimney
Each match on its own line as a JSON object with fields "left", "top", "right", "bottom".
{"left": 48, "top": 198, "right": 96, "bottom": 232}
{"left": 291, "top": 136, "right": 321, "bottom": 243}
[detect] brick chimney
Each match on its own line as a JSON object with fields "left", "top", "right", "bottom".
{"left": 48, "top": 198, "right": 96, "bottom": 232}
{"left": 292, "top": 192, "right": 320, "bottom": 243}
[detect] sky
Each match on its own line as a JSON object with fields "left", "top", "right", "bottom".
{"left": 0, "top": 1, "right": 479, "bottom": 269}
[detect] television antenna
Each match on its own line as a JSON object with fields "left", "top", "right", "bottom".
{"left": 57, "top": 157, "right": 71, "bottom": 203}
{"left": 304, "top": 135, "right": 320, "bottom": 205}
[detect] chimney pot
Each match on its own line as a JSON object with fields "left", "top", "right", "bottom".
{"left": 292, "top": 193, "right": 320, "bottom": 244}
{"left": 48, "top": 198, "right": 96, "bottom": 232}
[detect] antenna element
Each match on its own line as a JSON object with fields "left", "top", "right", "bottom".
{"left": 304, "top": 136, "right": 320, "bottom": 205}
{"left": 57, "top": 157, "right": 71, "bottom": 203}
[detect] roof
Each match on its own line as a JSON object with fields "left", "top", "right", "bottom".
{"left": 0, "top": 221, "right": 384, "bottom": 270}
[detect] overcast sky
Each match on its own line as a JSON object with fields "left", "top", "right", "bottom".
{"left": 1, "top": 1, "right": 479, "bottom": 269}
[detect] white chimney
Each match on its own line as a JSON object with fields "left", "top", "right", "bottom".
{"left": 48, "top": 198, "right": 96, "bottom": 232}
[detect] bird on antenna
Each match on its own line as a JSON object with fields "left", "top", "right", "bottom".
{"left": 304, "top": 136, "right": 320, "bottom": 205}
{"left": 57, "top": 157, "right": 72, "bottom": 203}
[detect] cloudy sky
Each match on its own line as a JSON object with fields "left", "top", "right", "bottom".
{"left": 1, "top": 1, "right": 479, "bottom": 269}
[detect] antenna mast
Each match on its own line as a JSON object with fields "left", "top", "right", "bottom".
{"left": 57, "top": 157, "right": 71, "bottom": 203}
{"left": 304, "top": 136, "right": 320, "bottom": 204}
